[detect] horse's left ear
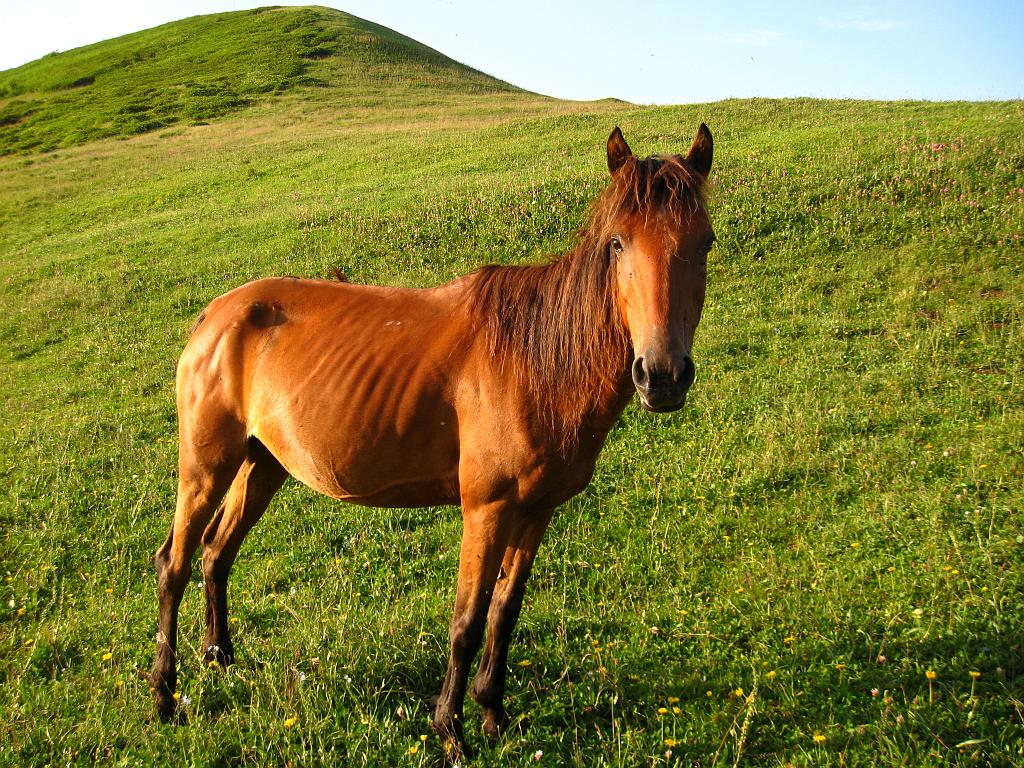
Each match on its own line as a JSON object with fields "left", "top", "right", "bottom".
{"left": 686, "top": 123, "right": 713, "bottom": 178}
{"left": 607, "top": 127, "right": 633, "bottom": 175}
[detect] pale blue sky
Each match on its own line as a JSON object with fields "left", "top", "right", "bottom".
{"left": 1, "top": 1, "right": 1021, "bottom": 103}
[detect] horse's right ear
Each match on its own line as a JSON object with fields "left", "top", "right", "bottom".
{"left": 607, "top": 127, "right": 633, "bottom": 175}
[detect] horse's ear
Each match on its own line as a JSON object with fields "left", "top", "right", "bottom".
{"left": 686, "top": 123, "right": 713, "bottom": 178}
{"left": 607, "top": 127, "right": 633, "bottom": 175}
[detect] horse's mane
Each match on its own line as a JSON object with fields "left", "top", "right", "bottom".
{"left": 469, "top": 153, "right": 706, "bottom": 448}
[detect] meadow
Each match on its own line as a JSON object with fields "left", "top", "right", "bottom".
{"left": 1, "top": 6, "right": 1022, "bottom": 766}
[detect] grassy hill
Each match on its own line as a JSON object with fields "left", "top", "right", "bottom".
{"left": 1, "top": 6, "right": 1022, "bottom": 767}
{"left": 0, "top": 5, "right": 520, "bottom": 154}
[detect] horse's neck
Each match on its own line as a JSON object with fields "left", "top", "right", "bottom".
{"left": 571, "top": 368, "right": 635, "bottom": 446}
{"left": 467, "top": 243, "right": 631, "bottom": 451}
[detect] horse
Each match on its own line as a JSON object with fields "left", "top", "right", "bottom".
{"left": 151, "top": 124, "right": 715, "bottom": 756}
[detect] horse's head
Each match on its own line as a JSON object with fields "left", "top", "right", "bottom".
{"left": 603, "top": 125, "right": 714, "bottom": 412}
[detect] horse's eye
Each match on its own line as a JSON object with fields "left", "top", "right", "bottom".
{"left": 610, "top": 237, "right": 624, "bottom": 254}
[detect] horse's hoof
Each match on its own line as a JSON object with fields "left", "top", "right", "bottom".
{"left": 432, "top": 715, "right": 473, "bottom": 764}
{"left": 151, "top": 673, "right": 176, "bottom": 722}
{"left": 153, "top": 693, "right": 177, "bottom": 724}
{"left": 203, "top": 642, "right": 235, "bottom": 667}
{"left": 481, "top": 708, "right": 510, "bottom": 740}
{"left": 441, "top": 735, "right": 475, "bottom": 764}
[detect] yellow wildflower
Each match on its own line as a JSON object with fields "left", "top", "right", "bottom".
{"left": 969, "top": 671, "right": 981, "bottom": 679}
{"left": 664, "top": 738, "right": 677, "bottom": 747}
{"left": 657, "top": 707, "right": 668, "bottom": 715}
{"left": 813, "top": 733, "right": 826, "bottom": 744}
{"left": 925, "top": 670, "right": 937, "bottom": 680}
{"left": 766, "top": 670, "right": 777, "bottom": 680}
{"left": 408, "top": 745, "right": 418, "bottom": 755}
{"left": 101, "top": 652, "right": 113, "bottom": 662}
{"left": 283, "top": 716, "right": 298, "bottom": 729}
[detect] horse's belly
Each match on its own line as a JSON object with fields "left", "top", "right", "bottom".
{"left": 333, "top": 478, "right": 461, "bottom": 508}
{"left": 257, "top": 424, "right": 462, "bottom": 507}
{"left": 250, "top": 374, "right": 462, "bottom": 509}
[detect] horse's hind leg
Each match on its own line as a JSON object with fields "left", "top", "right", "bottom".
{"left": 151, "top": 426, "right": 245, "bottom": 722}
{"left": 201, "top": 438, "right": 287, "bottom": 666}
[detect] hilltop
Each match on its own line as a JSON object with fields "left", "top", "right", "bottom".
{"left": 0, "top": 5, "right": 522, "bottom": 154}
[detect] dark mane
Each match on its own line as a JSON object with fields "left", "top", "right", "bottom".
{"left": 469, "top": 154, "right": 707, "bottom": 448}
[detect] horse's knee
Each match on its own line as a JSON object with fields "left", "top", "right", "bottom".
{"left": 490, "top": 596, "right": 521, "bottom": 637}
{"left": 449, "top": 612, "right": 487, "bottom": 657}
{"left": 201, "top": 548, "right": 226, "bottom": 584}
{"left": 156, "top": 551, "right": 192, "bottom": 599}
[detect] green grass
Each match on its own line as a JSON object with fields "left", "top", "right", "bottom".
{"left": 1, "top": 7, "right": 1023, "bottom": 767}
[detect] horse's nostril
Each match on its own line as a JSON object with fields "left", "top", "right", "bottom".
{"left": 678, "top": 356, "right": 696, "bottom": 391}
{"left": 632, "top": 356, "right": 648, "bottom": 388}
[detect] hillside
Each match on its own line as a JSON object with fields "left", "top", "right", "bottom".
{"left": 0, "top": 6, "right": 1022, "bottom": 767}
{"left": 0, "top": 5, "right": 521, "bottom": 154}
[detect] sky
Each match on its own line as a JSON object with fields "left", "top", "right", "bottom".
{"left": 1, "top": 0, "right": 1022, "bottom": 104}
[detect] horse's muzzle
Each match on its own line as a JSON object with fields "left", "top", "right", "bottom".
{"left": 632, "top": 354, "right": 695, "bottom": 412}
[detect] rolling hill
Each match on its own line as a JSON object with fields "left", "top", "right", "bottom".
{"left": 0, "top": 6, "right": 1021, "bottom": 767}
{"left": 0, "top": 5, "right": 520, "bottom": 154}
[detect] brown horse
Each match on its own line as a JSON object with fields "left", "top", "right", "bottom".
{"left": 151, "top": 125, "right": 714, "bottom": 755}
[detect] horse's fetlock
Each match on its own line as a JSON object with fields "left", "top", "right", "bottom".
{"left": 470, "top": 678, "right": 498, "bottom": 708}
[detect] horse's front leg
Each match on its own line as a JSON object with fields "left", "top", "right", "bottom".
{"left": 432, "top": 502, "right": 512, "bottom": 758}
{"left": 470, "top": 509, "right": 553, "bottom": 738}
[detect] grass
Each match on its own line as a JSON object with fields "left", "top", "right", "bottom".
{"left": 1, "top": 7, "right": 1023, "bottom": 767}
